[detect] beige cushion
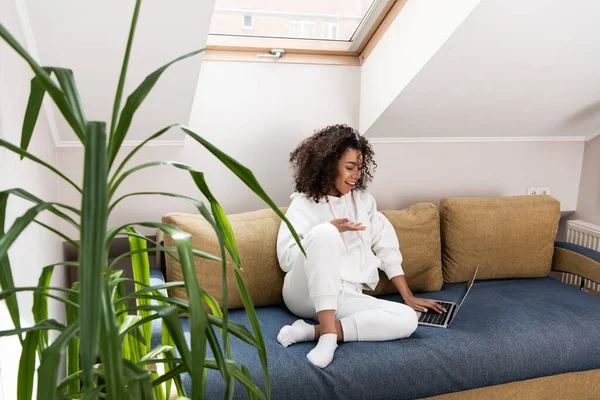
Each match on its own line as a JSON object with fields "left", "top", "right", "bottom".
{"left": 440, "top": 195, "right": 560, "bottom": 283}
{"left": 365, "top": 203, "right": 443, "bottom": 295}
{"left": 162, "top": 208, "right": 288, "bottom": 309}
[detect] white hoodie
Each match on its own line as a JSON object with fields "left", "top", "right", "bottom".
{"left": 276, "top": 189, "right": 404, "bottom": 290}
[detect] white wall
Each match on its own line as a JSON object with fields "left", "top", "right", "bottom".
{"left": 359, "top": 0, "right": 482, "bottom": 133}
{"left": 25, "top": 0, "right": 216, "bottom": 143}
{"left": 0, "top": 1, "right": 65, "bottom": 398}
{"left": 572, "top": 135, "right": 600, "bottom": 225}
{"left": 366, "top": 0, "right": 600, "bottom": 140}
{"left": 367, "top": 140, "right": 583, "bottom": 212}
{"left": 57, "top": 61, "right": 361, "bottom": 236}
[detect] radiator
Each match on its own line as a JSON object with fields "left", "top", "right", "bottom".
{"left": 564, "top": 219, "right": 600, "bottom": 292}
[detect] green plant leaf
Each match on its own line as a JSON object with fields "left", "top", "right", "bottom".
{"left": 0, "top": 202, "right": 53, "bottom": 262}
{"left": 125, "top": 227, "right": 151, "bottom": 349}
{"left": 0, "top": 192, "right": 21, "bottom": 342}
{"left": 139, "top": 345, "right": 173, "bottom": 363}
{"left": 108, "top": 48, "right": 205, "bottom": 168}
{"left": 122, "top": 359, "right": 153, "bottom": 400}
{"left": 37, "top": 323, "right": 79, "bottom": 400}
{"left": 186, "top": 170, "right": 268, "bottom": 397}
{"left": 110, "top": 0, "right": 142, "bottom": 137}
{"left": 151, "top": 371, "right": 166, "bottom": 400}
{"left": 0, "top": 24, "right": 86, "bottom": 140}
{"left": 109, "top": 124, "right": 177, "bottom": 184}
{"left": 48, "top": 67, "right": 87, "bottom": 135}
{"left": 118, "top": 315, "right": 145, "bottom": 345}
{"left": 169, "top": 234, "right": 209, "bottom": 400}
{"left": 99, "top": 282, "right": 127, "bottom": 399}
{"left": 181, "top": 125, "right": 304, "bottom": 259}
{"left": 240, "top": 364, "right": 257, "bottom": 400}
{"left": 110, "top": 191, "right": 203, "bottom": 214}
{"left": 32, "top": 265, "right": 54, "bottom": 355}
{"left": 109, "top": 161, "right": 197, "bottom": 199}
{"left": 17, "top": 330, "right": 40, "bottom": 400}
{"left": 186, "top": 171, "right": 233, "bottom": 358}
{"left": 79, "top": 121, "right": 110, "bottom": 389}
{"left": 65, "top": 282, "right": 80, "bottom": 395}
{"left": 157, "top": 306, "right": 191, "bottom": 370}
{"left": 21, "top": 71, "right": 48, "bottom": 157}
{"left": 34, "top": 220, "right": 78, "bottom": 249}
{"left": 0, "top": 319, "right": 65, "bottom": 337}
{"left": 1, "top": 188, "right": 80, "bottom": 229}
{"left": 0, "top": 140, "right": 82, "bottom": 194}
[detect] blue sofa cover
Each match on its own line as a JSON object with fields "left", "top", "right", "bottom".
{"left": 150, "top": 269, "right": 600, "bottom": 399}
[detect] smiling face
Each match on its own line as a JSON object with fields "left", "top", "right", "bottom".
{"left": 328, "top": 148, "right": 363, "bottom": 197}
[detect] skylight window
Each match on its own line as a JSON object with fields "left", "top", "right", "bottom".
{"left": 207, "top": 0, "right": 400, "bottom": 59}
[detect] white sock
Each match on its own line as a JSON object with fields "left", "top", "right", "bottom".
{"left": 277, "top": 319, "right": 315, "bottom": 347}
{"left": 306, "top": 333, "right": 338, "bottom": 369}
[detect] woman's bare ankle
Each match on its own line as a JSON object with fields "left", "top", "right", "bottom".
{"left": 315, "top": 322, "right": 343, "bottom": 341}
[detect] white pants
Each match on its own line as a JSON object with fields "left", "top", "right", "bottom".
{"left": 282, "top": 223, "right": 419, "bottom": 342}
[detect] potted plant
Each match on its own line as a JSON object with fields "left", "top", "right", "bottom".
{"left": 0, "top": 2, "right": 303, "bottom": 399}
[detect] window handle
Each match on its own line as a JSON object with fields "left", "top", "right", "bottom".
{"left": 257, "top": 49, "right": 285, "bottom": 59}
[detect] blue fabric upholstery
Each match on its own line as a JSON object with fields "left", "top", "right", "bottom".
{"left": 150, "top": 267, "right": 167, "bottom": 349}
{"left": 159, "top": 277, "right": 599, "bottom": 399}
{"left": 555, "top": 241, "right": 600, "bottom": 263}
{"left": 147, "top": 269, "right": 600, "bottom": 399}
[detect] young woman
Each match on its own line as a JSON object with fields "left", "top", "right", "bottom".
{"left": 276, "top": 125, "right": 445, "bottom": 369}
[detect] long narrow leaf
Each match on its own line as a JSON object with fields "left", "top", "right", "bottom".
{"left": 123, "top": 360, "right": 153, "bottom": 400}
{"left": 0, "top": 140, "right": 82, "bottom": 194}
{"left": 109, "top": 161, "right": 196, "bottom": 199}
{"left": 78, "top": 121, "right": 109, "bottom": 389}
{"left": 34, "top": 220, "right": 78, "bottom": 249}
{"left": 0, "top": 193, "right": 21, "bottom": 342}
{"left": 21, "top": 72, "right": 47, "bottom": 156}
{"left": 110, "top": 0, "right": 142, "bottom": 137}
{"left": 0, "top": 319, "right": 64, "bottom": 337}
{"left": 186, "top": 172, "right": 232, "bottom": 359}
{"left": 0, "top": 24, "right": 86, "bottom": 139}
{"left": 65, "top": 282, "right": 80, "bottom": 395}
{"left": 157, "top": 306, "right": 191, "bottom": 370}
{"left": 181, "top": 125, "right": 304, "bottom": 257}
{"left": 108, "top": 48, "right": 205, "bottom": 167}
{"left": 32, "top": 266, "right": 54, "bottom": 355}
{"left": 49, "top": 68, "right": 86, "bottom": 133}
{"left": 126, "top": 227, "right": 151, "bottom": 349}
{"left": 99, "top": 282, "right": 126, "bottom": 399}
{"left": 110, "top": 191, "right": 202, "bottom": 213}
{"left": 186, "top": 171, "right": 268, "bottom": 397}
{"left": 0, "top": 202, "right": 53, "bottom": 261}
{"left": 17, "top": 330, "right": 40, "bottom": 400}
{"left": 139, "top": 345, "right": 173, "bottom": 363}
{"left": 36, "top": 323, "right": 79, "bottom": 400}
{"left": 172, "top": 234, "right": 210, "bottom": 399}
{"left": 2, "top": 188, "right": 80, "bottom": 228}
{"left": 109, "top": 124, "right": 177, "bottom": 186}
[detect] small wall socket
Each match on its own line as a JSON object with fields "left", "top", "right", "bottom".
{"left": 527, "top": 187, "right": 550, "bottom": 195}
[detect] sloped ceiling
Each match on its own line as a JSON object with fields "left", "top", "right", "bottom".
{"left": 365, "top": 0, "right": 600, "bottom": 139}
{"left": 24, "top": 0, "right": 215, "bottom": 144}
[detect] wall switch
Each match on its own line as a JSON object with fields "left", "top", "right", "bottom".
{"left": 527, "top": 187, "right": 550, "bottom": 195}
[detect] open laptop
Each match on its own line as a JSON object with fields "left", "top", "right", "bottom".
{"left": 417, "top": 265, "right": 479, "bottom": 329}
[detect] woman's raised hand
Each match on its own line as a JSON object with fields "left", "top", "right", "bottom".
{"left": 329, "top": 218, "right": 367, "bottom": 233}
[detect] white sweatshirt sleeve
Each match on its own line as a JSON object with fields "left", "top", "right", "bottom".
{"left": 364, "top": 192, "right": 405, "bottom": 279}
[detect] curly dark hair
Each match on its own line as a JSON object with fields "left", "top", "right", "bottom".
{"left": 289, "top": 124, "right": 377, "bottom": 203}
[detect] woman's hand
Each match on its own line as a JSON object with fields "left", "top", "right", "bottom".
{"left": 330, "top": 218, "right": 366, "bottom": 233}
{"left": 404, "top": 296, "right": 446, "bottom": 314}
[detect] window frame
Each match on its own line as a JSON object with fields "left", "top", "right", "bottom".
{"left": 205, "top": 0, "right": 407, "bottom": 65}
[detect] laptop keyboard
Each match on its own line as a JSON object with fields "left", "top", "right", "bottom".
{"left": 418, "top": 301, "right": 454, "bottom": 325}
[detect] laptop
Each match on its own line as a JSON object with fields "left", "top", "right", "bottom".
{"left": 417, "top": 265, "right": 479, "bottom": 329}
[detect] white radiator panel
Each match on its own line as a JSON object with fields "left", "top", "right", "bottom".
{"left": 564, "top": 220, "right": 600, "bottom": 292}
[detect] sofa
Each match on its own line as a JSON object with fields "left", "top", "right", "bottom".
{"left": 152, "top": 194, "right": 600, "bottom": 399}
